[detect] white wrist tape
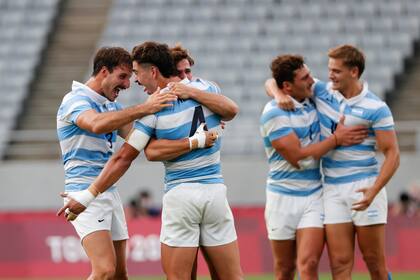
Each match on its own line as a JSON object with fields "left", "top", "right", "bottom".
{"left": 189, "top": 123, "right": 206, "bottom": 149}
{"left": 67, "top": 189, "right": 96, "bottom": 207}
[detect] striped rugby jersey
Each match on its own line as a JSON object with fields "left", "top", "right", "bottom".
{"left": 260, "top": 97, "right": 322, "bottom": 196}
{"left": 313, "top": 79, "right": 394, "bottom": 184}
{"left": 57, "top": 81, "right": 121, "bottom": 192}
{"left": 132, "top": 78, "right": 223, "bottom": 192}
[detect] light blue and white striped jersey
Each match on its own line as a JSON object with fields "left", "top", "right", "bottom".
{"left": 260, "top": 97, "right": 322, "bottom": 196}
{"left": 313, "top": 80, "right": 394, "bottom": 184}
{"left": 133, "top": 78, "right": 223, "bottom": 192}
{"left": 57, "top": 81, "right": 122, "bottom": 192}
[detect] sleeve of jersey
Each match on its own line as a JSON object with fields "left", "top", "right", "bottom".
{"left": 62, "top": 97, "right": 93, "bottom": 124}
{"left": 126, "top": 115, "right": 156, "bottom": 152}
{"left": 372, "top": 104, "right": 395, "bottom": 131}
{"left": 206, "top": 81, "right": 222, "bottom": 94}
{"left": 262, "top": 109, "right": 293, "bottom": 142}
{"left": 312, "top": 79, "right": 327, "bottom": 99}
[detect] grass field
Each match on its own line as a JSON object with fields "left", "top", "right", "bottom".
{"left": 128, "top": 273, "right": 420, "bottom": 280}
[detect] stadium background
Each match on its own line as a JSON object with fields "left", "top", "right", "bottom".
{"left": 1, "top": 0, "right": 420, "bottom": 278}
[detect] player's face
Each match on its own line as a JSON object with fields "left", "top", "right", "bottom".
{"left": 132, "top": 61, "right": 158, "bottom": 95}
{"left": 328, "top": 58, "right": 358, "bottom": 92}
{"left": 290, "top": 65, "right": 314, "bottom": 101}
{"left": 176, "top": 59, "right": 193, "bottom": 81}
{"left": 101, "top": 65, "right": 131, "bottom": 102}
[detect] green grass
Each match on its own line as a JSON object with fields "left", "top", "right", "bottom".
{"left": 128, "top": 273, "right": 420, "bottom": 280}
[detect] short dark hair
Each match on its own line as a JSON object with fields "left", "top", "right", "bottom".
{"left": 271, "top": 54, "right": 305, "bottom": 88}
{"left": 328, "top": 44, "right": 365, "bottom": 77}
{"left": 92, "top": 47, "right": 132, "bottom": 76}
{"left": 131, "top": 41, "right": 176, "bottom": 78}
{"left": 171, "top": 43, "right": 195, "bottom": 67}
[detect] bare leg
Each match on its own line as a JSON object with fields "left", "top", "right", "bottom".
{"left": 113, "top": 239, "right": 128, "bottom": 280}
{"left": 356, "top": 224, "right": 388, "bottom": 280}
{"left": 83, "top": 230, "right": 117, "bottom": 280}
{"left": 270, "top": 240, "right": 296, "bottom": 280}
{"left": 325, "top": 223, "right": 355, "bottom": 280}
{"left": 201, "top": 241, "right": 243, "bottom": 280}
{"left": 161, "top": 243, "right": 198, "bottom": 280}
{"left": 296, "top": 227, "right": 324, "bottom": 280}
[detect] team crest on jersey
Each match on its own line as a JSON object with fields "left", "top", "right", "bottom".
{"left": 351, "top": 108, "right": 364, "bottom": 117}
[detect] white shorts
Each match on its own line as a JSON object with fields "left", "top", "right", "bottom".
{"left": 160, "top": 183, "right": 237, "bottom": 247}
{"left": 323, "top": 176, "right": 387, "bottom": 226}
{"left": 265, "top": 188, "right": 324, "bottom": 240}
{"left": 65, "top": 190, "right": 129, "bottom": 241}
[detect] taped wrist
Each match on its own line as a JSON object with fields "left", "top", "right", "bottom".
{"left": 188, "top": 123, "right": 206, "bottom": 150}
{"left": 67, "top": 189, "right": 96, "bottom": 207}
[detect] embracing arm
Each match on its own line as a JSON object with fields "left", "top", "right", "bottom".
{"left": 272, "top": 122, "right": 368, "bottom": 169}
{"left": 76, "top": 90, "right": 176, "bottom": 134}
{"left": 144, "top": 125, "right": 218, "bottom": 161}
{"left": 265, "top": 78, "right": 295, "bottom": 110}
{"left": 168, "top": 82, "right": 239, "bottom": 121}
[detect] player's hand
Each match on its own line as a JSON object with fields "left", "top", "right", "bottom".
{"left": 352, "top": 187, "right": 378, "bottom": 211}
{"left": 168, "top": 82, "right": 194, "bottom": 99}
{"left": 204, "top": 130, "right": 218, "bottom": 148}
{"left": 275, "top": 93, "right": 294, "bottom": 111}
{"left": 143, "top": 87, "right": 177, "bottom": 114}
{"left": 57, "top": 192, "right": 86, "bottom": 221}
{"left": 334, "top": 116, "right": 369, "bottom": 146}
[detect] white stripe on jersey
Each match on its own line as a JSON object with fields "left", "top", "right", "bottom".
{"left": 165, "top": 151, "right": 220, "bottom": 171}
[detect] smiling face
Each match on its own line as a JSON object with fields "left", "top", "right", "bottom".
{"left": 328, "top": 58, "right": 358, "bottom": 93}
{"left": 100, "top": 65, "right": 132, "bottom": 101}
{"left": 132, "top": 61, "right": 159, "bottom": 95}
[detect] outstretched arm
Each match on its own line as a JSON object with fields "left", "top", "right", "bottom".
{"left": 168, "top": 82, "right": 239, "bottom": 121}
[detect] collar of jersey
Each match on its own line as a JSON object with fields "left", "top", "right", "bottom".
{"left": 72, "top": 80, "right": 109, "bottom": 105}
{"left": 327, "top": 81, "right": 368, "bottom": 106}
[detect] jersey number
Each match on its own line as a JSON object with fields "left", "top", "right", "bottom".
{"left": 189, "top": 106, "right": 207, "bottom": 136}
{"left": 105, "top": 132, "right": 113, "bottom": 149}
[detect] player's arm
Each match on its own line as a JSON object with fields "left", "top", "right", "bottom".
{"left": 144, "top": 127, "right": 218, "bottom": 161}
{"left": 272, "top": 119, "right": 368, "bottom": 169}
{"left": 168, "top": 82, "right": 239, "bottom": 121}
{"left": 76, "top": 89, "right": 176, "bottom": 134}
{"left": 265, "top": 78, "right": 295, "bottom": 110}
{"left": 57, "top": 128, "right": 151, "bottom": 219}
{"left": 352, "top": 130, "right": 400, "bottom": 211}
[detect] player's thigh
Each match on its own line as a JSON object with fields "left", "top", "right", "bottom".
{"left": 113, "top": 239, "right": 128, "bottom": 275}
{"left": 325, "top": 223, "right": 355, "bottom": 265}
{"left": 82, "top": 230, "right": 116, "bottom": 269}
{"left": 296, "top": 227, "right": 324, "bottom": 265}
{"left": 270, "top": 239, "right": 297, "bottom": 270}
{"left": 161, "top": 243, "right": 198, "bottom": 276}
{"left": 200, "top": 247, "right": 220, "bottom": 280}
{"left": 356, "top": 224, "right": 386, "bottom": 263}
{"left": 201, "top": 240, "right": 243, "bottom": 279}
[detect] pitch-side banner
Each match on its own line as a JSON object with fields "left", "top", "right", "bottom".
{"left": 0, "top": 208, "right": 419, "bottom": 277}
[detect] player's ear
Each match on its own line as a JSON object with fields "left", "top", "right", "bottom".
{"left": 283, "top": 81, "right": 292, "bottom": 91}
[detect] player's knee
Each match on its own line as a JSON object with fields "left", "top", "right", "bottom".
{"left": 274, "top": 261, "right": 295, "bottom": 280}
{"left": 92, "top": 267, "right": 115, "bottom": 280}
{"left": 298, "top": 256, "right": 320, "bottom": 275}
{"left": 330, "top": 254, "right": 353, "bottom": 274}
{"left": 362, "top": 253, "right": 386, "bottom": 276}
